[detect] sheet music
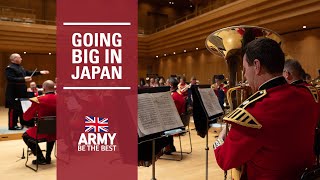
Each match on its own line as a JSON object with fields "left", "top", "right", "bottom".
{"left": 21, "top": 100, "right": 32, "bottom": 113}
{"left": 137, "top": 92, "right": 183, "bottom": 137}
{"left": 151, "top": 92, "right": 183, "bottom": 131}
{"left": 138, "top": 94, "right": 162, "bottom": 137}
{"left": 198, "top": 88, "right": 223, "bottom": 117}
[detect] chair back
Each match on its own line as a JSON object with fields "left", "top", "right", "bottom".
{"left": 180, "top": 114, "right": 191, "bottom": 127}
{"left": 37, "top": 116, "right": 56, "bottom": 135}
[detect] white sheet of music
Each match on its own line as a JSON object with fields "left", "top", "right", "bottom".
{"left": 21, "top": 100, "right": 32, "bottom": 113}
{"left": 138, "top": 92, "right": 183, "bottom": 137}
{"left": 151, "top": 92, "right": 183, "bottom": 131}
{"left": 198, "top": 88, "right": 223, "bottom": 117}
{"left": 138, "top": 93, "right": 162, "bottom": 137}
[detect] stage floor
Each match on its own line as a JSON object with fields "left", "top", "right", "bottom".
{"left": 0, "top": 106, "right": 227, "bottom": 179}
{"left": 0, "top": 106, "right": 25, "bottom": 141}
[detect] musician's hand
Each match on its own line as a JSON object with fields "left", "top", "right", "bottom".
{"left": 40, "top": 70, "right": 49, "bottom": 75}
{"left": 218, "top": 125, "right": 227, "bottom": 140}
{"left": 24, "top": 76, "right": 32, "bottom": 82}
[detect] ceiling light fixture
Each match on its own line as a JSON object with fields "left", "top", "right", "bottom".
{"left": 184, "top": 50, "right": 187, "bottom": 53}
{"left": 173, "top": 52, "right": 176, "bottom": 54}
{"left": 164, "top": 54, "right": 167, "bottom": 56}
{"left": 23, "top": 52, "right": 26, "bottom": 54}
{"left": 156, "top": 56, "right": 159, "bottom": 58}
{"left": 196, "top": 48, "right": 198, "bottom": 50}
{"left": 49, "top": 53, "right": 52, "bottom": 55}
{"left": 303, "top": 25, "right": 307, "bottom": 29}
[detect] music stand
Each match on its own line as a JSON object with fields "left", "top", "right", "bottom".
{"left": 138, "top": 86, "right": 185, "bottom": 180}
{"left": 191, "top": 85, "right": 223, "bottom": 180}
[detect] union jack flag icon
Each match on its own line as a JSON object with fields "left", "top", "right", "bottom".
{"left": 85, "top": 116, "right": 109, "bottom": 133}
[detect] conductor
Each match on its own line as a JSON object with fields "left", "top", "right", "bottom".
{"left": 5, "top": 53, "right": 49, "bottom": 130}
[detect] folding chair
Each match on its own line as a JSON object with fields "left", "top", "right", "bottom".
{"left": 179, "top": 113, "right": 192, "bottom": 154}
{"left": 25, "top": 116, "right": 56, "bottom": 172}
{"left": 161, "top": 114, "right": 193, "bottom": 161}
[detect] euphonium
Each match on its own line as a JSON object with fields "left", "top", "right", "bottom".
{"left": 206, "top": 25, "right": 282, "bottom": 180}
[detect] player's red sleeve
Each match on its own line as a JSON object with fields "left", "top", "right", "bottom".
{"left": 214, "top": 124, "right": 262, "bottom": 171}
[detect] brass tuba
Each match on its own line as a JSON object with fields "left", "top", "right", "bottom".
{"left": 205, "top": 25, "right": 282, "bottom": 179}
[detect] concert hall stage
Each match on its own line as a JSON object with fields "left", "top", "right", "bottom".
{"left": 0, "top": 106, "right": 25, "bottom": 141}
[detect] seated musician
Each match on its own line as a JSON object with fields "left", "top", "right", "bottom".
{"left": 22, "top": 80, "right": 56, "bottom": 165}
{"left": 164, "top": 77, "right": 186, "bottom": 154}
{"left": 213, "top": 38, "right": 319, "bottom": 179}
{"left": 283, "top": 59, "right": 309, "bottom": 86}
{"left": 27, "top": 81, "right": 43, "bottom": 97}
{"left": 211, "top": 75, "right": 227, "bottom": 108}
{"left": 178, "top": 76, "right": 189, "bottom": 98}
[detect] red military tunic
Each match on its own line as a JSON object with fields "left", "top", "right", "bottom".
{"left": 214, "top": 77, "right": 320, "bottom": 179}
{"left": 291, "top": 79, "right": 310, "bottom": 86}
{"left": 171, "top": 90, "right": 186, "bottom": 115}
{"left": 23, "top": 92, "right": 56, "bottom": 141}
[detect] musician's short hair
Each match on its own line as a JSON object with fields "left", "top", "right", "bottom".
{"left": 284, "top": 59, "right": 305, "bottom": 79}
{"left": 169, "top": 77, "right": 179, "bottom": 88}
{"left": 244, "top": 38, "right": 285, "bottom": 74}
{"left": 43, "top": 80, "right": 55, "bottom": 92}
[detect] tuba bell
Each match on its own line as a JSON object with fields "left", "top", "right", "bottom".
{"left": 205, "top": 25, "right": 282, "bottom": 180}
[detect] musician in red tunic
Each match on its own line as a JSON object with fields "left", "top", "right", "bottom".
{"left": 22, "top": 80, "right": 56, "bottom": 165}
{"left": 283, "top": 59, "right": 310, "bottom": 86}
{"left": 213, "top": 38, "right": 320, "bottom": 179}
{"left": 165, "top": 77, "right": 186, "bottom": 154}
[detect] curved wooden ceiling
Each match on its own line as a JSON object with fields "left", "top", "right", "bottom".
{"left": 138, "top": 0, "right": 320, "bottom": 58}
{"left": 0, "top": 0, "right": 319, "bottom": 56}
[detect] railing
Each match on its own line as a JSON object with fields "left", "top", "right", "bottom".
{"left": 0, "top": 6, "right": 55, "bottom": 25}
{"left": 139, "top": 0, "right": 238, "bottom": 35}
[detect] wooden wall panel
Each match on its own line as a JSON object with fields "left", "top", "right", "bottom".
{"left": 0, "top": 52, "right": 7, "bottom": 106}
{"left": 282, "top": 28, "right": 320, "bottom": 79}
{"left": 138, "top": 57, "right": 156, "bottom": 80}
{"left": 155, "top": 49, "right": 228, "bottom": 84}
{"left": 138, "top": 1, "right": 193, "bottom": 33}
{"left": 0, "top": 52, "right": 56, "bottom": 106}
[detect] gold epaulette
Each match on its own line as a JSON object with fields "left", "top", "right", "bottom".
{"left": 223, "top": 90, "right": 267, "bottom": 129}
{"left": 306, "top": 86, "right": 319, "bottom": 103}
{"left": 224, "top": 108, "right": 262, "bottom": 129}
{"left": 29, "top": 97, "right": 40, "bottom": 104}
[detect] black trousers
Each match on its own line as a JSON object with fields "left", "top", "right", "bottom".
{"left": 22, "top": 133, "right": 55, "bottom": 159}
{"left": 8, "top": 100, "right": 24, "bottom": 129}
